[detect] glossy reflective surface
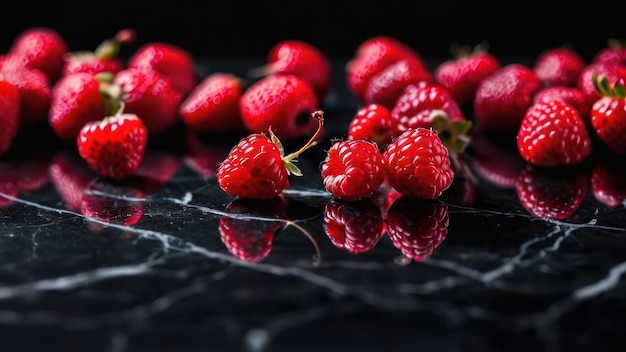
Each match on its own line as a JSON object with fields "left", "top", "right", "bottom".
{"left": 1, "top": 58, "right": 626, "bottom": 352}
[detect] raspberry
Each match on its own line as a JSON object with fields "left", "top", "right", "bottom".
{"left": 383, "top": 128, "right": 454, "bottom": 199}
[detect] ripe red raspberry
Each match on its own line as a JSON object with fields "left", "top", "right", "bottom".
{"left": 383, "top": 128, "right": 455, "bottom": 199}
{"left": 216, "top": 111, "right": 324, "bottom": 199}
{"left": 516, "top": 100, "right": 592, "bottom": 166}
{"left": 347, "top": 103, "right": 395, "bottom": 150}
{"left": 323, "top": 197, "right": 385, "bottom": 254}
{"left": 239, "top": 74, "right": 319, "bottom": 140}
{"left": 386, "top": 196, "right": 450, "bottom": 262}
{"left": 321, "top": 139, "right": 386, "bottom": 201}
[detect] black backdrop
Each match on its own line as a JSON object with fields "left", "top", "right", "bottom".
{"left": 1, "top": 1, "right": 625, "bottom": 62}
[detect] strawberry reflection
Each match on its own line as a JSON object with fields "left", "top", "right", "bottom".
{"left": 386, "top": 196, "right": 450, "bottom": 263}
{"left": 516, "top": 164, "right": 590, "bottom": 220}
{"left": 591, "top": 156, "right": 626, "bottom": 207}
{"left": 0, "top": 162, "right": 19, "bottom": 207}
{"left": 183, "top": 131, "right": 229, "bottom": 179}
{"left": 49, "top": 150, "right": 99, "bottom": 211}
{"left": 130, "top": 149, "right": 181, "bottom": 194}
{"left": 0, "top": 151, "right": 52, "bottom": 207}
{"left": 81, "top": 177, "right": 145, "bottom": 230}
{"left": 323, "top": 197, "right": 385, "bottom": 254}
{"left": 218, "top": 196, "right": 288, "bottom": 262}
{"left": 467, "top": 133, "right": 525, "bottom": 189}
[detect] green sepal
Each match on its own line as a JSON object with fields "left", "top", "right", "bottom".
{"left": 284, "top": 160, "right": 302, "bottom": 176}
{"left": 429, "top": 110, "right": 473, "bottom": 154}
{"left": 269, "top": 129, "right": 284, "bottom": 157}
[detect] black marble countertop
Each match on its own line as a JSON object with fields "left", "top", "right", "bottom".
{"left": 1, "top": 58, "right": 625, "bottom": 352}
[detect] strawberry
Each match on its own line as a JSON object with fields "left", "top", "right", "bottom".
{"left": 592, "top": 39, "right": 626, "bottom": 66}
{"left": 474, "top": 64, "right": 542, "bottom": 136}
{"left": 363, "top": 58, "right": 433, "bottom": 110}
{"left": 0, "top": 77, "right": 20, "bottom": 155}
{"left": 1, "top": 65, "right": 51, "bottom": 131}
{"left": 216, "top": 110, "right": 324, "bottom": 199}
{"left": 323, "top": 197, "right": 385, "bottom": 254}
{"left": 576, "top": 61, "right": 626, "bottom": 109}
{"left": 516, "top": 100, "right": 592, "bottom": 166}
{"left": 433, "top": 44, "right": 501, "bottom": 107}
{"left": 321, "top": 139, "right": 386, "bottom": 201}
{"left": 127, "top": 41, "right": 198, "bottom": 97}
{"left": 591, "top": 156, "right": 626, "bottom": 207}
{"left": 4, "top": 26, "right": 68, "bottom": 85}
{"left": 383, "top": 128, "right": 455, "bottom": 199}
{"left": 249, "top": 40, "right": 332, "bottom": 102}
{"left": 218, "top": 196, "right": 287, "bottom": 262}
{"left": 48, "top": 72, "right": 110, "bottom": 140}
{"left": 516, "top": 164, "right": 590, "bottom": 220}
{"left": 62, "top": 28, "right": 136, "bottom": 77}
{"left": 386, "top": 196, "right": 449, "bottom": 262}
{"left": 346, "top": 36, "right": 429, "bottom": 102}
{"left": 532, "top": 46, "right": 586, "bottom": 87}
{"left": 389, "top": 81, "right": 467, "bottom": 136}
{"left": 180, "top": 72, "right": 247, "bottom": 134}
{"left": 81, "top": 178, "right": 145, "bottom": 227}
{"left": 77, "top": 113, "right": 148, "bottom": 180}
{"left": 113, "top": 67, "right": 184, "bottom": 135}
{"left": 532, "top": 85, "right": 593, "bottom": 124}
{"left": 590, "top": 75, "right": 626, "bottom": 155}
{"left": 347, "top": 103, "right": 395, "bottom": 150}
{"left": 239, "top": 73, "right": 319, "bottom": 140}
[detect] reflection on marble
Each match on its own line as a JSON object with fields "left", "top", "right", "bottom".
{"left": 1, "top": 59, "right": 626, "bottom": 352}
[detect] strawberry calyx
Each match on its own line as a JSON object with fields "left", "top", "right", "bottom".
{"left": 274, "top": 110, "right": 325, "bottom": 176}
{"left": 94, "top": 72, "right": 124, "bottom": 117}
{"left": 94, "top": 28, "right": 136, "bottom": 59}
{"left": 428, "top": 109, "right": 472, "bottom": 154}
{"left": 593, "top": 73, "right": 626, "bottom": 98}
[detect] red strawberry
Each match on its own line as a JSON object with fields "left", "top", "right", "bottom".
{"left": 113, "top": 67, "right": 184, "bottom": 135}
{"left": 77, "top": 113, "right": 148, "bottom": 180}
{"left": 1, "top": 66, "right": 51, "bottom": 131}
{"left": 127, "top": 41, "right": 198, "bottom": 97}
{"left": 81, "top": 178, "right": 145, "bottom": 227}
{"left": 249, "top": 40, "right": 332, "bottom": 102}
{"left": 592, "top": 39, "right": 626, "bottom": 66}
{"left": 49, "top": 150, "right": 99, "bottom": 211}
{"left": 218, "top": 196, "right": 287, "bottom": 262}
{"left": 433, "top": 44, "right": 501, "bottom": 107}
{"left": 590, "top": 75, "right": 626, "bottom": 155}
{"left": 4, "top": 26, "right": 68, "bottom": 85}
{"left": 363, "top": 58, "right": 433, "bottom": 110}
{"left": 321, "top": 139, "right": 386, "bottom": 201}
{"left": 532, "top": 85, "right": 593, "bottom": 124}
{"left": 516, "top": 164, "right": 589, "bottom": 220}
{"left": 346, "top": 36, "right": 429, "bottom": 102}
{"left": 532, "top": 46, "right": 586, "bottom": 87}
{"left": 591, "top": 156, "right": 626, "bottom": 207}
{"left": 516, "top": 100, "right": 591, "bottom": 166}
{"left": 62, "top": 28, "right": 136, "bottom": 77}
{"left": 389, "top": 81, "right": 466, "bottom": 136}
{"left": 323, "top": 197, "right": 385, "bottom": 254}
{"left": 576, "top": 61, "right": 626, "bottom": 109}
{"left": 0, "top": 78, "right": 20, "bottom": 155}
{"left": 180, "top": 72, "right": 247, "bottom": 134}
{"left": 239, "top": 73, "right": 319, "bottom": 140}
{"left": 216, "top": 110, "right": 324, "bottom": 199}
{"left": 383, "top": 128, "right": 455, "bottom": 199}
{"left": 347, "top": 103, "right": 395, "bottom": 150}
{"left": 474, "top": 64, "right": 543, "bottom": 136}
{"left": 48, "top": 72, "right": 109, "bottom": 140}
{"left": 386, "top": 196, "right": 449, "bottom": 262}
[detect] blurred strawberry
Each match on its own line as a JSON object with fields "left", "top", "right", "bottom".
{"left": 113, "top": 67, "right": 184, "bottom": 135}
{"left": 323, "top": 197, "right": 385, "bottom": 254}
{"left": 127, "top": 41, "right": 198, "bottom": 97}
{"left": 80, "top": 177, "right": 145, "bottom": 228}
{"left": 532, "top": 46, "right": 586, "bottom": 87}
{"left": 15, "top": 150, "right": 52, "bottom": 191}
{"left": 516, "top": 164, "right": 590, "bottom": 220}
{"left": 0, "top": 77, "right": 20, "bottom": 155}
{"left": 532, "top": 85, "right": 593, "bottom": 124}
{"left": 4, "top": 26, "right": 68, "bottom": 85}
{"left": 62, "top": 28, "right": 136, "bottom": 77}
{"left": 591, "top": 156, "right": 626, "bottom": 207}
{"left": 250, "top": 39, "right": 332, "bottom": 102}
{"left": 576, "top": 61, "right": 626, "bottom": 110}
{"left": 218, "top": 196, "right": 288, "bottom": 262}
{"left": 2, "top": 65, "right": 52, "bottom": 131}
{"left": 48, "top": 150, "right": 99, "bottom": 211}
{"left": 386, "top": 196, "right": 450, "bottom": 262}
{"left": 364, "top": 58, "right": 433, "bottom": 110}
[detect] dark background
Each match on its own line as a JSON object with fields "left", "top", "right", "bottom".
{"left": 1, "top": 1, "right": 625, "bottom": 62}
